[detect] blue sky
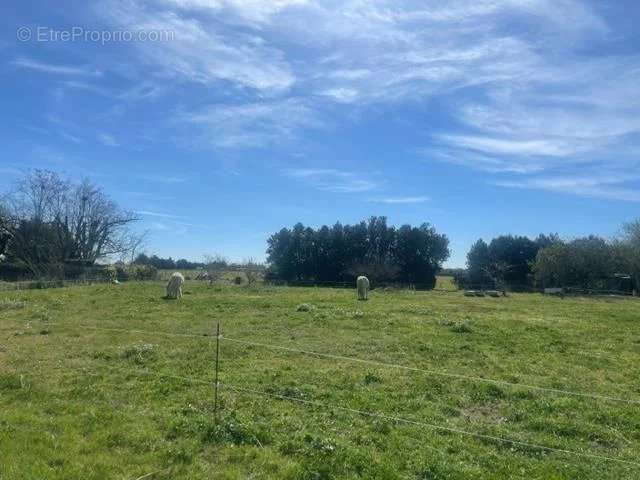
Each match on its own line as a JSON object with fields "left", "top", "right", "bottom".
{"left": 1, "top": 0, "right": 639, "bottom": 267}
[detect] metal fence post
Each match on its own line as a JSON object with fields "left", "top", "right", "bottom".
{"left": 214, "top": 321, "right": 221, "bottom": 422}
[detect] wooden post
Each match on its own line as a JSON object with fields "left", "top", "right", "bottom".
{"left": 214, "top": 321, "right": 221, "bottom": 422}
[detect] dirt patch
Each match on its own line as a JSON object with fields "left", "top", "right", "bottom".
{"left": 461, "top": 402, "right": 507, "bottom": 424}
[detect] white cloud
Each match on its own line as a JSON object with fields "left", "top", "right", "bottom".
{"left": 181, "top": 98, "right": 320, "bottom": 147}
{"left": 319, "top": 88, "right": 359, "bottom": 103}
{"left": 98, "top": 1, "right": 295, "bottom": 92}
{"left": 11, "top": 58, "right": 102, "bottom": 76}
{"left": 150, "top": 221, "right": 171, "bottom": 231}
{"left": 136, "top": 210, "right": 185, "bottom": 219}
{"left": 369, "top": 196, "right": 430, "bottom": 204}
{"left": 47, "top": 0, "right": 638, "bottom": 206}
{"left": 161, "top": 0, "right": 309, "bottom": 23}
{"left": 136, "top": 174, "right": 188, "bottom": 184}
{"left": 59, "top": 131, "right": 83, "bottom": 144}
{"left": 421, "top": 149, "right": 547, "bottom": 174}
{"left": 437, "top": 135, "right": 580, "bottom": 157}
{"left": 495, "top": 174, "right": 640, "bottom": 202}
{"left": 284, "top": 168, "right": 379, "bottom": 193}
{"left": 98, "top": 133, "right": 119, "bottom": 147}
{"left": 431, "top": 53, "right": 640, "bottom": 182}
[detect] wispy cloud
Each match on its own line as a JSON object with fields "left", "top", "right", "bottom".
{"left": 420, "top": 149, "right": 547, "bottom": 174}
{"left": 11, "top": 58, "right": 102, "bottom": 76}
{"left": 23, "top": 0, "right": 639, "bottom": 205}
{"left": 162, "top": 0, "right": 309, "bottom": 24}
{"left": 284, "top": 168, "right": 379, "bottom": 193}
{"left": 369, "top": 196, "right": 429, "bottom": 204}
{"left": 319, "top": 88, "right": 359, "bottom": 103}
{"left": 97, "top": 1, "right": 294, "bottom": 92}
{"left": 135, "top": 210, "right": 185, "bottom": 219}
{"left": 180, "top": 99, "right": 321, "bottom": 147}
{"left": 98, "top": 133, "right": 119, "bottom": 147}
{"left": 430, "top": 52, "right": 640, "bottom": 194}
{"left": 136, "top": 174, "right": 188, "bottom": 184}
{"left": 495, "top": 174, "right": 640, "bottom": 202}
{"left": 437, "top": 135, "right": 580, "bottom": 158}
{"left": 58, "top": 131, "right": 83, "bottom": 144}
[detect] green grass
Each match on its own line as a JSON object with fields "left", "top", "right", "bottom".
{"left": 435, "top": 275, "right": 456, "bottom": 290}
{"left": 1, "top": 282, "right": 639, "bottom": 479}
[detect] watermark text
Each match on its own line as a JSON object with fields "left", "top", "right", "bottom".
{"left": 17, "top": 26, "right": 175, "bottom": 44}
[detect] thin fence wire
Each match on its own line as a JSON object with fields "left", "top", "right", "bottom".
{"left": 222, "top": 382, "right": 640, "bottom": 468}
{"left": 7, "top": 356, "right": 639, "bottom": 469}
{"left": 1, "top": 276, "right": 634, "bottom": 297}
{"left": 42, "top": 323, "right": 640, "bottom": 405}
{"left": 220, "top": 336, "right": 640, "bottom": 406}
{"left": 0, "top": 277, "right": 113, "bottom": 291}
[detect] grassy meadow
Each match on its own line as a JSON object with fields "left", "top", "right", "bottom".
{"left": 1, "top": 280, "right": 640, "bottom": 479}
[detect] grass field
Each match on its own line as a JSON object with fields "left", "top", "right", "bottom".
{"left": 1, "top": 282, "right": 640, "bottom": 479}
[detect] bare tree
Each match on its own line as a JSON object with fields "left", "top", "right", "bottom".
{"left": 124, "top": 230, "right": 148, "bottom": 264}
{"left": 60, "top": 179, "right": 141, "bottom": 263}
{"left": 0, "top": 201, "right": 14, "bottom": 258}
{"left": 3, "top": 170, "right": 142, "bottom": 268}
{"left": 242, "top": 257, "right": 263, "bottom": 286}
{"left": 12, "top": 169, "right": 69, "bottom": 222}
{"left": 204, "top": 254, "right": 228, "bottom": 286}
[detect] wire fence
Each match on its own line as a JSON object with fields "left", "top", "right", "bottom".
{"left": 221, "top": 383, "right": 640, "bottom": 467}
{"left": 7, "top": 319, "right": 640, "bottom": 470}
{"left": 7, "top": 346, "right": 639, "bottom": 469}
{"left": 1, "top": 274, "right": 636, "bottom": 298}
{"left": 0, "top": 277, "right": 114, "bottom": 291}
{"left": 47, "top": 323, "right": 640, "bottom": 405}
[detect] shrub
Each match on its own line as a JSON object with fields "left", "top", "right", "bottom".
{"left": 121, "top": 342, "right": 156, "bottom": 364}
{"left": 115, "top": 265, "right": 130, "bottom": 282}
{"left": 0, "top": 299, "right": 26, "bottom": 311}
{"left": 450, "top": 321, "right": 473, "bottom": 333}
{"left": 128, "top": 264, "right": 158, "bottom": 281}
{"left": 452, "top": 271, "right": 468, "bottom": 289}
{"left": 104, "top": 266, "right": 117, "bottom": 283}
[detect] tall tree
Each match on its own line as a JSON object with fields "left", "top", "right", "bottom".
{"left": 534, "top": 236, "right": 621, "bottom": 289}
{"left": 0, "top": 203, "right": 13, "bottom": 258}
{"left": 266, "top": 217, "right": 449, "bottom": 287}
{"left": 466, "top": 239, "right": 492, "bottom": 286}
{"left": 2, "top": 170, "right": 141, "bottom": 270}
{"left": 619, "top": 220, "right": 640, "bottom": 293}
{"left": 465, "top": 234, "right": 558, "bottom": 288}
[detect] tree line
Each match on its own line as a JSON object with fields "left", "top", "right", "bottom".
{"left": 3, "top": 170, "right": 639, "bottom": 293}
{"left": 462, "top": 234, "right": 557, "bottom": 289}
{"left": 132, "top": 253, "right": 205, "bottom": 270}
{"left": 0, "top": 170, "right": 141, "bottom": 280}
{"left": 460, "top": 225, "right": 640, "bottom": 293}
{"left": 265, "top": 216, "right": 450, "bottom": 287}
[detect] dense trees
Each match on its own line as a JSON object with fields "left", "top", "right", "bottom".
{"left": 463, "top": 234, "right": 557, "bottom": 288}
{"left": 619, "top": 220, "right": 640, "bottom": 292}
{"left": 466, "top": 239, "right": 491, "bottom": 286}
{"left": 0, "top": 170, "right": 141, "bottom": 277}
{"left": 463, "top": 227, "right": 639, "bottom": 293}
{"left": 133, "top": 253, "right": 205, "bottom": 270}
{"left": 3, "top": 169, "right": 638, "bottom": 294}
{"left": 0, "top": 204, "right": 14, "bottom": 258}
{"left": 533, "top": 236, "right": 624, "bottom": 289}
{"left": 266, "top": 216, "right": 450, "bottom": 287}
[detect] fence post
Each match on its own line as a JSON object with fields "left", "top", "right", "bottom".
{"left": 214, "top": 321, "right": 221, "bottom": 422}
